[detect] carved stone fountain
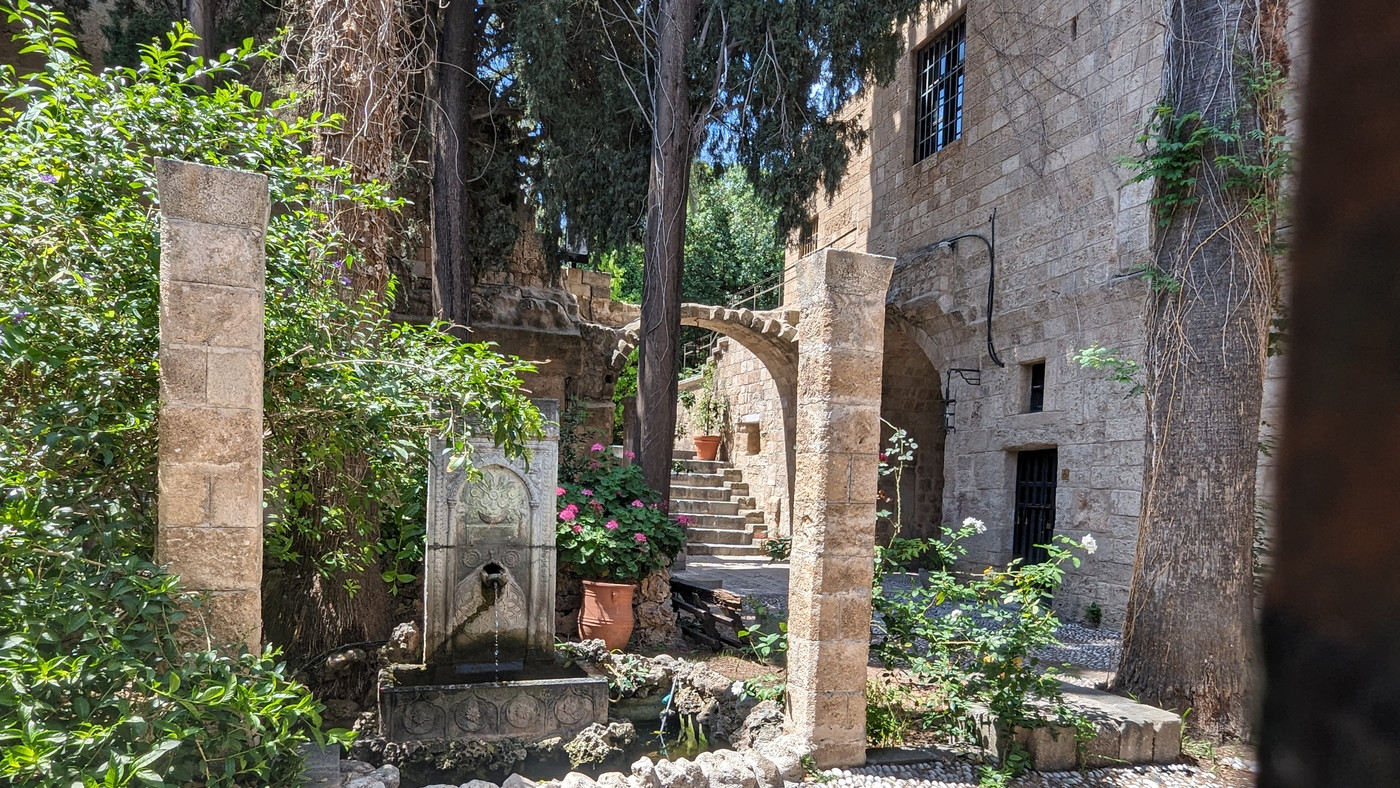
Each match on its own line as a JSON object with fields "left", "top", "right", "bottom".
{"left": 378, "top": 401, "right": 608, "bottom": 742}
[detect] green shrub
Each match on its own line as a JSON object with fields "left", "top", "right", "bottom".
{"left": 556, "top": 445, "right": 686, "bottom": 581}
{"left": 0, "top": 2, "right": 542, "bottom": 782}
{"left": 0, "top": 503, "right": 330, "bottom": 787}
{"left": 871, "top": 430, "right": 1094, "bottom": 781}
{"left": 0, "top": 0, "right": 540, "bottom": 583}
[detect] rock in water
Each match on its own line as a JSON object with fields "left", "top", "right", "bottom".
{"left": 732, "top": 700, "right": 785, "bottom": 751}
{"left": 380, "top": 622, "right": 422, "bottom": 664}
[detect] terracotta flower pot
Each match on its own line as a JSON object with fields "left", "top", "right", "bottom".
{"left": 692, "top": 435, "right": 722, "bottom": 461}
{"left": 578, "top": 579, "right": 635, "bottom": 650}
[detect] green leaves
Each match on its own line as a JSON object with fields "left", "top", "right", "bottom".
{"left": 871, "top": 430, "right": 1093, "bottom": 775}
{"left": 0, "top": 506, "right": 339, "bottom": 788}
{"left": 0, "top": 5, "right": 542, "bottom": 785}
{"left": 555, "top": 446, "right": 686, "bottom": 582}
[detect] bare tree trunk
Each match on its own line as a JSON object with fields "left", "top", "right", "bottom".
{"left": 634, "top": 0, "right": 696, "bottom": 495}
{"left": 186, "top": 0, "right": 214, "bottom": 61}
{"left": 431, "top": 0, "right": 474, "bottom": 334}
{"left": 1258, "top": 1, "right": 1400, "bottom": 783}
{"left": 1114, "top": 0, "right": 1287, "bottom": 739}
{"left": 303, "top": 0, "right": 406, "bottom": 300}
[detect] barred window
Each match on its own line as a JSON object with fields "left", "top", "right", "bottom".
{"left": 914, "top": 17, "right": 966, "bottom": 162}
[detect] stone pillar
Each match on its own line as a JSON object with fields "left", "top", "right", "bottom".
{"left": 785, "top": 249, "right": 894, "bottom": 768}
{"left": 154, "top": 159, "right": 270, "bottom": 652}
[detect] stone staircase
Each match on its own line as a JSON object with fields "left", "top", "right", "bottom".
{"left": 670, "top": 452, "right": 765, "bottom": 557}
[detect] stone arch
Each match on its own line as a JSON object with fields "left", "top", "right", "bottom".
{"left": 879, "top": 317, "right": 947, "bottom": 541}
{"left": 612, "top": 304, "right": 800, "bottom": 535}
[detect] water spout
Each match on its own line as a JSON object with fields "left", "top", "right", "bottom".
{"left": 481, "top": 562, "right": 505, "bottom": 594}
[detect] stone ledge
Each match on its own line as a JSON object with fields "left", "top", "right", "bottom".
{"left": 977, "top": 683, "right": 1182, "bottom": 772}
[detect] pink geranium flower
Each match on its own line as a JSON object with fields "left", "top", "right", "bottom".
{"left": 581, "top": 489, "right": 593, "bottom": 497}
{"left": 605, "top": 520, "right": 619, "bottom": 530}
{"left": 624, "top": 450, "right": 636, "bottom": 459}
{"left": 559, "top": 505, "right": 577, "bottom": 521}
{"left": 631, "top": 500, "right": 644, "bottom": 508}
{"left": 676, "top": 515, "right": 691, "bottom": 526}
{"left": 591, "top": 443, "right": 606, "bottom": 452}
{"left": 556, "top": 486, "right": 566, "bottom": 497}
{"left": 572, "top": 524, "right": 583, "bottom": 533}
{"left": 590, "top": 500, "right": 604, "bottom": 513}
{"left": 634, "top": 533, "right": 647, "bottom": 543}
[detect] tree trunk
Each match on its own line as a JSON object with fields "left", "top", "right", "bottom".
{"left": 186, "top": 0, "right": 214, "bottom": 61}
{"left": 1114, "top": 0, "right": 1287, "bottom": 739}
{"left": 1258, "top": 1, "right": 1400, "bottom": 782}
{"left": 264, "top": 460, "right": 391, "bottom": 696}
{"left": 431, "top": 0, "right": 475, "bottom": 334}
{"left": 634, "top": 0, "right": 697, "bottom": 496}
{"left": 303, "top": 0, "right": 405, "bottom": 300}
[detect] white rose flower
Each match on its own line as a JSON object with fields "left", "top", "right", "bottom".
{"left": 1081, "top": 534, "right": 1098, "bottom": 555}
{"left": 963, "top": 517, "right": 986, "bottom": 534}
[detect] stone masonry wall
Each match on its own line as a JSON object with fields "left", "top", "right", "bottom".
{"left": 774, "top": 0, "right": 1169, "bottom": 626}
{"left": 702, "top": 337, "right": 792, "bottom": 537}
{"left": 154, "top": 159, "right": 270, "bottom": 651}
{"left": 767, "top": 0, "right": 1306, "bottom": 626}
{"left": 878, "top": 323, "right": 945, "bottom": 542}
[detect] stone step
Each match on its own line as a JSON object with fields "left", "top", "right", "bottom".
{"left": 682, "top": 512, "right": 751, "bottom": 530}
{"left": 733, "top": 496, "right": 756, "bottom": 509}
{"left": 677, "top": 458, "right": 728, "bottom": 474}
{"left": 671, "top": 472, "right": 726, "bottom": 487}
{"left": 671, "top": 498, "right": 740, "bottom": 516}
{"left": 727, "top": 482, "right": 750, "bottom": 495}
{"left": 740, "top": 509, "right": 764, "bottom": 524}
{"left": 669, "top": 484, "right": 730, "bottom": 501}
{"left": 721, "top": 468, "right": 743, "bottom": 483}
{"left": 673, "top": 449, "right": 696, "bottom": 460}
{"left": 687, "top": 542, "right": 764, "bottom": 557}
{"left": 687, "top": 527, "right": 753, "bottom": 545}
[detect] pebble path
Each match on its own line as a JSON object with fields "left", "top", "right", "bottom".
{"left": 817, "top": 761, "right": 1234, "bottom": 788}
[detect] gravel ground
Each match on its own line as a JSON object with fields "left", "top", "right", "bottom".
{"left": 817, "top": 761, "right": 1239, "bottom": 788}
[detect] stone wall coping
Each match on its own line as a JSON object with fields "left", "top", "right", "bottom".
{"left": 155, "top": 158, "right": 269, "bottom": 229}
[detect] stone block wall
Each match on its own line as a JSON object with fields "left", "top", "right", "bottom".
{"left": 696, "top": 337, "right": 792, "bottom": 536}
{"left": 767, "top": 0, "right": 1174, "bottom": 625}
{"left": 154, "top": 158, "right": 270, "bottom": 651}
{"left": 878, "top": 324, "right": 945, "bottom": 541}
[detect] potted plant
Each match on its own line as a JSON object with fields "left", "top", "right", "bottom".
{"left": 687, "top": 359, "right": 728, "bottom": 461}
{"left": 557, "top": 444, "right": 687, "bottom": 649}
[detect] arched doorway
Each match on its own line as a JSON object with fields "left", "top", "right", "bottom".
{"left": 878, "top": 320, "right": 946, "bottom": 542}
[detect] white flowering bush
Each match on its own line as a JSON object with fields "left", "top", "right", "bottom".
{"left": 871, "top": 433, "right": 1094, "bottom": 780}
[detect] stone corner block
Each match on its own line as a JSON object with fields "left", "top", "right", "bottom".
{"left": 155, "top": 158, "right": 270, "bottom": 229}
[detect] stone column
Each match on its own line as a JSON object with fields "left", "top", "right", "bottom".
{"left": 154, "top": 159, "right": 270, "bottom": 652}
{"left": 785, "top": 249, "right": 895, "bottom": 768}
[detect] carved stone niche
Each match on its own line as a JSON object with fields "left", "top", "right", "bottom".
{"left": 422, "top": 400, "right": 561, "bottom": 668}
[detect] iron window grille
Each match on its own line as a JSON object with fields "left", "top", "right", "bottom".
{"left": 915, "top": 16, "right": 966, "bottom": 162}
{"left": 1013, "top": 448, "right": 1058, "bottom": 564}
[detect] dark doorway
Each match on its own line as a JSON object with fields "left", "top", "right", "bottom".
{"left": 1013, "top": 448, "right": 1058, "bottom": 564}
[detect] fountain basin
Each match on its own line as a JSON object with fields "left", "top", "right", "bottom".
{"left": 379, "top": 663, "right": 609, "bottom": 743}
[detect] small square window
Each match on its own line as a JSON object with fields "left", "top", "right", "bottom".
{"left": 915, "top": 17, "right": 966, "bottom": 162}
{"left": 1027, "top": 362, "right": 1046, "bottom": 413}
